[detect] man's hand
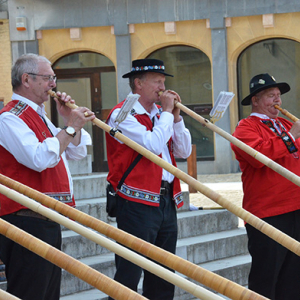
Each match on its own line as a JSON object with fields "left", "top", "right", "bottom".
{"left": 289, "top": 120, "right": 300, "bottom": 140}
{"left": 159, "top": 90, "right": 182, "bottom": 123}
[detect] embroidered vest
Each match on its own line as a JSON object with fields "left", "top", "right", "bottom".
{"left": 106, "top": 100, "right": 183, "bottom": 208}
{"left": 0, "top": 100, "right": 75, "bottom": 216}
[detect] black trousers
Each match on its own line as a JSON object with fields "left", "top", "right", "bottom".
{"left": 246, "top": 210, "right": 300, "bottom": 300}
{"left": 109, "top": 192, "right": 178, "bottom": 300}
{"left": 0, "top": 214, "right": 62, "bottom": 300}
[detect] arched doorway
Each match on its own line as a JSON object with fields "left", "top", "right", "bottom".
{"left": 51, "top": 52, "right": 117, "bottom": 172}
{"left": 237, "top": 38, "right": 300, "bottom": 120}
{"left": 148, "top": 46, "right": 214, "bottom": 160}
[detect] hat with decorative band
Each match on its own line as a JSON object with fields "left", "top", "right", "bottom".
{"left": 241, "top": 73, "right": 290, "bottom": 106}
{"left": 122, "top": 58, "right": 173, "bottom": 78}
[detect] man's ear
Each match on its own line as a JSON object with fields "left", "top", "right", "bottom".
{"left": 134, "top": 78, "right": 142, "bottom": 90}
{"left": 22, "top": 73, "right": 30, "bottom": 87}
{"left": 252, "top": 96, "right": 258, "bottom": 107}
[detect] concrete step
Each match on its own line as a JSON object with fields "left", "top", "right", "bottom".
{"left": 177, "top": 209, "right": 238, "bottom": 239}
{"left": 60, "top": 252, "right": 251, "bottom": 300}
{"left": 60, "top": 209, "right": 240, "bottom": 260}
{"left": 59, "top": 226, "right": 248, "bottom": 296}
{"left": 73, "top": 173, "right": 108, "bottom": 200}
{"left": 176, "top": 227, "right": 248, "bottom": 264}
{"left": 68, "top": 155, "right": 92, "bottom": 176}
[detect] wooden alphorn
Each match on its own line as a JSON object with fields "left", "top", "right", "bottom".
{"left": 274, "top": 104, "right": 299, "bottom": 122}
{"left": 0, "top": 173, "right": 268, "bottom": 300}
{"left": 0, "top": 218, "right": 147, "bottom": 300}
{"left": 0, "top": 182, "right": 225, "bottom": 300}
{"left": 0, "top": 289, "right": 21, "bottom": 300}
{"left": 47, "top": 90, "right": 300, "bottom": 255}
{"left": 159, "top": 91, "right": 300, "bottom": 188}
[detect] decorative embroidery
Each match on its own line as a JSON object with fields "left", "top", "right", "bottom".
{"left": 46, "top": 193, "right": 73, "bottom": 204}
{"left": 261, "top": 120, "right": 298, "bottom": 154}
{"left": 9, "top": 101, "right": 27, "bottom": 116}
{"left": 132, "top": 65, "right": 165, "bottom": 72}
{"left": 174, "top": 192, "right": 183, "bottom": 207}
{"left": 130, "top": 108, "right": 137, "bottom": 116}
{"left": 119, "top": 184, "right": 160, "bottom": 204}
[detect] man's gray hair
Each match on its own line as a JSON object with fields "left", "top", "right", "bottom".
{"left": 11, "top": 54, "right": 51, "bottom": 90}
{"left": 129, "top": 72, "right": 147, "bottom": 91}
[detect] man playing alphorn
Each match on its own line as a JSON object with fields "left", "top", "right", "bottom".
{"left": 0, "top": 53, "right": 94, "bottom": 300}
{"left": 231, "top": 73, "right": 300, "bottom": 300}
{"left": 106, "top": 58, "right": 192, "bottom": 300}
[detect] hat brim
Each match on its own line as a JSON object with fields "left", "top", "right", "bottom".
{"left": 122, "top": 69, "right": 174, "bottom": 78}
{"left": 241, "top": 82, "right": 290, "bottom": 106}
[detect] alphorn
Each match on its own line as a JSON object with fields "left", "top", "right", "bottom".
{"left": 274, "top": 105, "right": 299, "bottom": 122}
{"left": 0, "top": 173, "right": 268, "bottom": 300}
{"left": 0, "top": 289, "right": 21, "bottom": 300}
{"left": 48, "top": 90, "right": 300, "bottom": 257}
{"left": 0, "top": 219, "right": 146, "bottom": 300}
{"left": 174, "top": 101, "right": 300, "bottom": 188}
{"left": 0, "top": 183, "right": 225, "bottom": 300}
{"left": 0, "top": 178, "right": 266, "bottom": 300}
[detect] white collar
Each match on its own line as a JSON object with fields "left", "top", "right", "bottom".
{"left": 129, "top": 92, "right": 159, "bottom": 119}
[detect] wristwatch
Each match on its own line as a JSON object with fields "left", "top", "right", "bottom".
{"left": 63, "top": 126, "right": 76, "bottom": 138}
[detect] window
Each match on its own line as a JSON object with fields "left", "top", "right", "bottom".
{"left": 238, "top": 39, "right": 300, "bottom": 120}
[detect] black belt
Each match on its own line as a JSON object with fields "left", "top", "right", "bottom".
{"left": 13, "top": 209, "right": 53, "bottom": 222}
{"left": 160, "top": 180, "right": 172, "bottom": 196}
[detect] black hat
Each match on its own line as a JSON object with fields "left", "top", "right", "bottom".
{"left": 122, "top": 58, "right": 173, "bottom": 78}
{"left": 241, "top": 73, "right": 290, "bottom": 106}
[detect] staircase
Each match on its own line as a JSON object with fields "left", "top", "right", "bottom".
{"left": 0, "top": 156, "right": 251, "bottom": 299}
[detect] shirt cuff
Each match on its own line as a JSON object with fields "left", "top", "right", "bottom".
{"left": 173, "top": 117, "right": 186, "bottom": 133}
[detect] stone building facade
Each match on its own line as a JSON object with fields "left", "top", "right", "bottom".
{"left": 2, "top": 1, "right": 300, "bottom": 174}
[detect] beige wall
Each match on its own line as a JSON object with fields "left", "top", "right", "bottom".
{"left": 39, "top": 26, "right": 117, "bottom": 65}
{"left": 0, "top": 20, "right": 12, "bottom": 105}
{"left": 3, "top": 13, "right": 300, "bottom": 123}
{"left": 130, "top": 20, "right": 212, "bottom": 61}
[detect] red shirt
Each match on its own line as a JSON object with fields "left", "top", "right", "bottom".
{"left": 231, "top": 116, "right": 300, "bottom": 219}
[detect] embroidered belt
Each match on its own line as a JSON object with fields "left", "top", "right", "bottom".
{"left": 13, "top": 209, "right": 53, "bottom": 222}
{"left": 160, "top": 180, "right": 173, "bottom": 196}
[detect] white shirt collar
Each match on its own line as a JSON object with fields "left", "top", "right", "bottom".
{"left": 129, "top": 92, "right": 159, "bottom": 119}
{"left": 250, "top": 112, "right": 272, "bottom": 120}
{"left": 12, "top": 93, "right": 47, "bottom": 116}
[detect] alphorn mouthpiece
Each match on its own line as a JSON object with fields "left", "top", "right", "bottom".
{"left": 47, "top": 90, "right": 57, "bottom": 98}
{"left": 274, "top": 104, "right": 299, "bottom": 122}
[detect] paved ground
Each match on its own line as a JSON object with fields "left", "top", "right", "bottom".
{"left": 181, "top": 172, "right": 243, "bottom": 209}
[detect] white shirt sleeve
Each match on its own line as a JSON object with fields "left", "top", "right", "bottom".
{"left": 46, "top": 116, "right": 92, "bottom": 161}
{"left": 0, "top": 112, "right": 91, "bottom": 172}
{"left": 172, "top": 118, "right": 192, "bottom": 159}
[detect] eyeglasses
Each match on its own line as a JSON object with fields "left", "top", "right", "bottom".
{"left": 27, "top": 73, "right": 57, "bottom": 83}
